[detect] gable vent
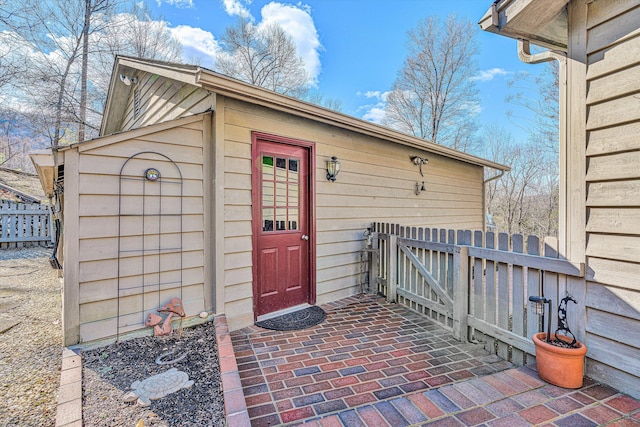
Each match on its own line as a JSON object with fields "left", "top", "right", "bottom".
{"left": 133, "top": 88, "right": 141, "bottom": 119}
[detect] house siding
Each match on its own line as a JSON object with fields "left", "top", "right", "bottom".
{"left": 220, "top": 96, "right": 485, "bottom": 330}
{"left": 119, "top": 72, "right": 213, "bottom": 133}
{"left": 66, "top": 115, "right": 208, "bottom": 343}
{"left": 583, "top": 0, "right": 640, "bottom": 397}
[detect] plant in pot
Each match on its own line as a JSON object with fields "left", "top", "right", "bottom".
{"left": 529, "top": 294, "right": 587, "bottom": 388}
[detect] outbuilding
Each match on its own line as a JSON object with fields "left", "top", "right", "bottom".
{"left": 31, "top": 56, "right": 507, "bottom": 346}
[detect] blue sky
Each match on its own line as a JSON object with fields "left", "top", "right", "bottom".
{"left": 148, "top": 0, "right": 548, "bottom": 145}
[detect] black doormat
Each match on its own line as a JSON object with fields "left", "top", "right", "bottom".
{"left": 255, "top": 306, "right": 326, "bottom": 331}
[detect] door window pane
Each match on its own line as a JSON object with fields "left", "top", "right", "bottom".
{"left": 262, "top": 156, "right": 274, "bottom": 180}
{"left": 276, "top": 209, "right": 286, "bottom": 231}
{"left": 261, "top": 153, "right": 302, "bottom": 233}
{"left": 275, "top": 181, "right": 287, "bottom": 206}
{"left": 262, "top": 182, "right": 274, "bottom": 207}
{"left": 289, "top": 208, "right": 299, "bottom": 230}
{"left": 263, "top": 208, "right": 274, "bottom": 231}
{"left": 289, "top": 184, "right": 299, "bottom": 207}
{"left": 276, "top": 157, "right": 287, "bottom": 180}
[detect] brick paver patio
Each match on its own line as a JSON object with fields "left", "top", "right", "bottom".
{"left": 231, "top": 295, "right": 640, "bottom": 426}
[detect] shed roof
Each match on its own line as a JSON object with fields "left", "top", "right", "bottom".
{"left": 99, "top": 56, "right": 510, "bottom": 173}
{"left": 479, "top": 0, "right": 569, "bottom": 50}
{"left": 0, "top": 167, "right": 46, "bottom": 203}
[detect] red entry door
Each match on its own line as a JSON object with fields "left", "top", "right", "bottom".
{"left": 253, "top": 138, "right": 311, "bottom": 317}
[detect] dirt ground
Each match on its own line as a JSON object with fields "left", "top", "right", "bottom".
{"left": 0, "top": 247, "right": 62, "bottom": 426}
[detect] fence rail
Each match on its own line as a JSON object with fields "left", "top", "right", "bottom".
{"left": 372, "top": 222, "right": 586, "bottom": 366}
{"left": 0, "top": 201, "right": 53, "bottom": 248}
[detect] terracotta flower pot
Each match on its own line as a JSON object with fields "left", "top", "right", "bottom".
{"left": 532, "top": 332, "right": 587, "bottom": 388}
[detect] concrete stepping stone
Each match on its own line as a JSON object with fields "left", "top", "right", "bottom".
{"left": 123, "top": 368, "right": 194, "bottom": 407}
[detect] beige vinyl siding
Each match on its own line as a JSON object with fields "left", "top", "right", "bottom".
{"left": 118, "top": 72, "right": 213, "bottom": 133}
{"left": 584, "top": 0, "right": 640, "bottom": 396}
{"left": 220, "top": 96, "right": 484, "bottom": 330}
{"left": 69, "top": 115, "right": 208, "bottom": 343}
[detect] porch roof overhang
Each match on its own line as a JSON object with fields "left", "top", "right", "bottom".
{"left": 29, "top": 150, "right": 56, "bottom": 199}
{"left": 100, "top": 56, "right": 510, "bottom": 173}
{"left": 479, "top": 0, "right": 569, "bottom": 51}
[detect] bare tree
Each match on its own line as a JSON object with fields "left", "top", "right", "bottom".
{"left": 2, "top": 0, "right": 182, "bottom": 148}
{"left": 98, "top": 3, "right": 182, "bottom": 62}
{"left": 216, "top": 18, "right": 310, "bottom": 98}
{"left": 0, "top": 38, "right": 23, "bottom": 91}
{"left": 1, "top": 0, "right": 111, "bottom": 147}
{"left": 0, "top": 108, "right": 47, "bottom": 172}
{"left": 79, "top": 0, "right": 113, "bottom": 143}
{"left": 91, "top": 3, "right": 183, "bottom": 122}
{"left": 304, "top": 91, "right": 343, "bottom": 112}
{"left": 483, "top": 123, "right": 558, "bottom": 237}
{"left": 506, "top": 61, "right": 559, "bottom": 155}
{"left": 383, "top": 15, "right": 480, "bottom": 150}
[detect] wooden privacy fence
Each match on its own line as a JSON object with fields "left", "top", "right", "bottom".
{"left": 372, "top": 222, "right": 585, "bottom": 365}
{"left": 0, "top": 201, "right": 53, "bottom": 248}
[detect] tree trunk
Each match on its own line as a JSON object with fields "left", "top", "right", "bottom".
{"left": 79, "top": 0, "right": 91, "bottom": 143}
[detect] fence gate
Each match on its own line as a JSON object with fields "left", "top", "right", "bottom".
{"left": 0, "top": 201, "right": 52, "bottom": 249}
{"left": 373, "top": 222, "right": 585, "bottom": 367}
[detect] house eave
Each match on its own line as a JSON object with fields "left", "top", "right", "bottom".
{"left": 479, "top": 0, "right": 569, "bottom": 51}
{"left": 100, "top": 57, "right": 510, "bottom": 173}
{"left": 100, "top": 56, "right": 201, "bottom": 136}
{"left": 30, "top": 150, "right": 56, "bottom": 199}
{"left": 195, "top": 70, "right": 510, "bottom": 172}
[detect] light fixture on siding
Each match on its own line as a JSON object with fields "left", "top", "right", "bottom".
{"left": 326, "top": 156, "right": 340, "bottom": 182}
{"left": 411, "top": 156, "right": 428, "bottom": 195}
{"left": 119, "top": 74, "right": 138, "bottom": 86}
{"left": 410, "top": 156, "right": 428, "bottom": 176}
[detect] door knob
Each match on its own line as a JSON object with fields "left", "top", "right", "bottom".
{"left": 301, "top": 235, "right": 309, "bottom": 241}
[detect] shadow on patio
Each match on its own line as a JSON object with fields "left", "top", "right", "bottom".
{"left": 230, "top": 295, "right": 640, "bottom": 426}
{"left": 230, "top": 295, "right": 471, "bottom": 424}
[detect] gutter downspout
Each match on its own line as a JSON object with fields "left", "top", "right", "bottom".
{"left": 483, "top": 169, "right": 506, "bottom": 232}
{"left": 517, "top": 39, "right": 568, "bottom": 255}
{"left": 484, "top": 169, "right": 506, "bottom": 185}
{"left": 517, "top": 39, "right": 566, "bottom": 65}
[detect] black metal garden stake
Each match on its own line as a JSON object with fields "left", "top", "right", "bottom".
{"left": 529, "top": 295, "right": 552, "bottom": 342}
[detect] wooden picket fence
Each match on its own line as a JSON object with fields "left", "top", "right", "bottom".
{"left": 0, "top": 201, "right": 53, "bottom": 248}
{"left": 372, "top": 222, "right": 585, "bottom": 365}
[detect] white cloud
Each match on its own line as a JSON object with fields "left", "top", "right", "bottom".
{"left": 460, "top": 101, "right": 482, "bottom": 116}
{"left": 171, "top": 25, "right": 220, "bottom": 68}
{"left": 357, "top": 90, "right": 391, "bottom": 124}
{"left": 362, "top": 107, "right": 386, "bottom": 124}
{"left": 259, "top": 2, "right": 322, "bottom": 83}
{"left": 472, "top": 67, "right": 510, "bottom": 82}
{"left": 221, "top": 0, "right": 251, "bottom": 18}
{"left": 358, "top": 91, "right": 389, "bottom": 102}
{"left": 155, "top": 0, "right": 194, "bottom": 8}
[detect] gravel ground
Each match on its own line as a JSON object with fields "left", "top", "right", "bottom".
{"left": 82, "top": 321, "right": 225, "bottom": 426}
{"left": 0, "top": 246, "right": 62, "bottom": 426}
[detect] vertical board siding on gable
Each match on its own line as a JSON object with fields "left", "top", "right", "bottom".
{"left": 585, "top": 1, "right": 640, "bottom": 396}
{"left": 221, "top": 97, "right": 484, "bottom": 328}
{"left": 74, "top": 118, "right": 206, "bottom": 342}
{"left": 119, "top": 72, "right": 213, "bottom": 133}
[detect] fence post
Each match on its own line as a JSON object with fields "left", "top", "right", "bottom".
{"left": 452, "top": 245, "right": 469, "bottom": 342}
{"left": 387, "top": 234, "right": 398, "bottom": 303}
{"left": 370, "top": 232, "right": 379, "bottom": 294}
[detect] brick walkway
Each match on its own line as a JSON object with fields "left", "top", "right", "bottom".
{"left": 231, "top": 295, "right": 640, "bottom": 426}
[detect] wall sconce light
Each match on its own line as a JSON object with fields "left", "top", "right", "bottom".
{"left": 411, "top": 156, "right": 428, "bottom": 195}
{"left": 410, "top": 156, "right": 428, "bottom": 176}
{"left": 326, "top": 156, "right": 340, "bottom": 182}
{"left": 119, "top": 74, "right": 138, "bottom": 86}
